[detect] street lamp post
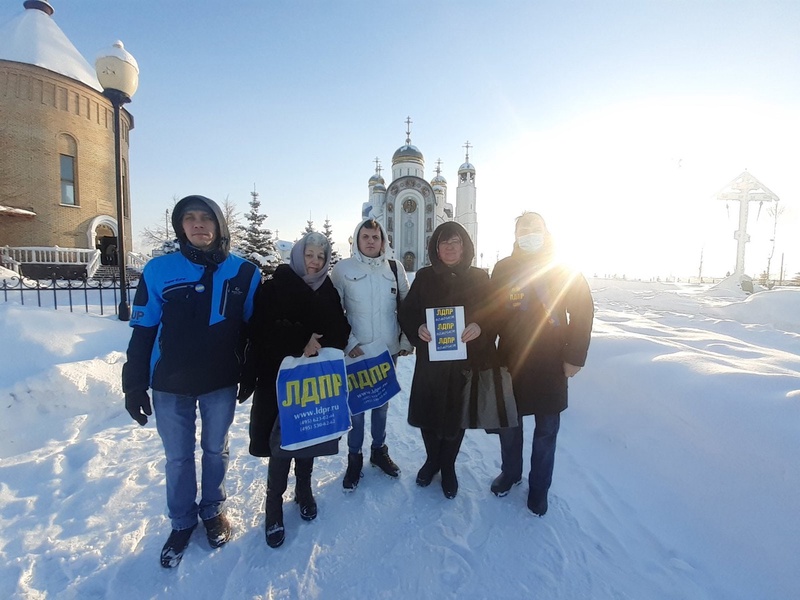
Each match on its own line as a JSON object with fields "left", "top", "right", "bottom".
{"left": 95, "top": 41, "right": 139, "bottom": 321}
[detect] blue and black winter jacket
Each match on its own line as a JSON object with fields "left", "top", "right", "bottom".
{"left": 122, "top": 195, "right": 261, "bottom": 397}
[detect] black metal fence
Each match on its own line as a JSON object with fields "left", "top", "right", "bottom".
{"left": 0, "top": 274, "right": 139, "bottom": 316}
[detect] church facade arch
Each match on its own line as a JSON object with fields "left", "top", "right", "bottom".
{"left": 384, "top": 176, "right": 436, "bottom": 269}
{"left": 86, "top": 214, "right": 120, "bottom": 265}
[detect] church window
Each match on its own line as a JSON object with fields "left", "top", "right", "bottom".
{"left": 58, "top": 133, "right": 78, "bottom": 206}
{"left": 460, "top": 173, "right": 467, "bottom": 183}
{"left": 60, "top": 155, "right": 76, "bottom": 205}
{"left": 426, "top": 217, "right": 432, "bottom": 232}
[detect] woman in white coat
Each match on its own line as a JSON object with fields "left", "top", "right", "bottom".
{"left": 331, "top": 218, "right": 414, "bottom": 491}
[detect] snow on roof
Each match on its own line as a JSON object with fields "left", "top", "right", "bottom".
{"left": 0, "top": 204, "right": 37, "bottom": 217}
{"left": 0, "top": 2, "right": 102, "bottom": 91}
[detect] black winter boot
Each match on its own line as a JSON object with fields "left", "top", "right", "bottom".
{"left": 416, "top": 429, "right": 440, "bottom": 487}
{"left": 439, "top": 431, "right": 465, "bottom": 500}
{"left": 370, "top": 444, "right": 400, "bottom": 478}
{"left": 294, "top": 458, "right": 317, "bottom": 521}
{"left": 160, "top": 524, "right": 197, "bottom": 568}
{"left": 440, "top": 465, "right": 458, "bottom": 499}
{"left": 527, "top": 488, "right": 549, "bottom": 517}
{"left": 342, "top": 452, "right": 363, "bottom": 492}
{"left": 417, "top": 461, "right": 439, "bottom": 487}
{"left": 203, "top": 511, "right": 231, "bottom": 548}
{"left": 265, "top": 500, "right": 285, "bottom": 548}
{"left": 265, "top": 457, "right": 289, "bottom": 548}
{"left": 491, "top": 472, "right": 523, "bottom": 497}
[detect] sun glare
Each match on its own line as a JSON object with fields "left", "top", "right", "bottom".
{"left": 479, "top": 97, "right": 800, "bottom": 279}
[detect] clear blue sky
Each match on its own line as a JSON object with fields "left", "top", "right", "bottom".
{"left": 3, "top": 0, "right": 799, "bottom": 278}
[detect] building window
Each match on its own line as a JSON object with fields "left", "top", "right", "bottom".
{"left": 60, "top": 154, "right": 76, "bottom": 205}
{"left": 58, "top": 133, "right": 78, "bottom": 206}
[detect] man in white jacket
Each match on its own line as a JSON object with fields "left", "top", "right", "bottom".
{"left": 331, "top": 218, "right": 414, "bottom": 491}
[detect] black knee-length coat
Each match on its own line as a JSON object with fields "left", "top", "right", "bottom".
{"left": 245, "top": 264, "right": 350, "bottom": 457}
{"left": 491, "top": 247, "right": 594, "bottom": 415}
{"left": 399, "top": 222, "right": 494, "bottom": 439}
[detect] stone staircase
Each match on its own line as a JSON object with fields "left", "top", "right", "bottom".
{"left": 92, "top": 264, "right": 142, "bottom": 282}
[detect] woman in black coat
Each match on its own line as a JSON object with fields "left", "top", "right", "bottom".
{"left": 244, "top": 232, "right": 350, "bottom": 548}
{"left": 489, "top": 212, "right": 593, "bottom": 516}
{"left": 399, "top": 221, "right": 494, "bottom": 499}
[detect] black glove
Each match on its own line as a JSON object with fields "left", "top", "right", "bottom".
{"left": 125, "top": 390, "right": 152, "bottom": 426}
{"left": 237, "top": 382, "right": 255, "bottom": 404}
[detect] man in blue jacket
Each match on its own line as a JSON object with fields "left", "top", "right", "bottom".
{"left": 122, "top": 195, "right": 261, "bottom": 568}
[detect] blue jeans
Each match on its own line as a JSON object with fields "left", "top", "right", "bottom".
{"left": 497, "top": 413, "right": 561, "bottom": 494}
{"left": 346, "top": 353, "right": 397, "bottom": 455}
{"left": 153, "top": 385, "right": 237, "bottom": 530}
{"left": 347, "top": 402, "right": 389, "bottom": 454}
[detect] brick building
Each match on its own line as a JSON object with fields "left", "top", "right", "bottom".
{"left": 0, "top": 1, "right": 134, "bottom": 277}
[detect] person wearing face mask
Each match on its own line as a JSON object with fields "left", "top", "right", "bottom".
{"left": 241, "top": 231, "right": 350, "bottom": 548}
{"left": 399, "top": 221, "right": 494, "bottom": 499}
{"left": 489, "top": 212, "right": 594, "bottom": 516}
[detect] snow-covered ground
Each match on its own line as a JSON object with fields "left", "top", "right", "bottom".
{"left": 0, "top": 278, "right": 798, "bottom": 599}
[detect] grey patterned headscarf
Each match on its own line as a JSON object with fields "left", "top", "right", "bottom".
{"left": 289, "top": 232, "right": 331, "bottom": 291}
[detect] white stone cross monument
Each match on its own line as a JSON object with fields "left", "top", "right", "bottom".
{"left": 715, "top": 171, "right": 779, "bottom": 277}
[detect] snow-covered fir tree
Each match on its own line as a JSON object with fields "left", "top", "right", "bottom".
{"left": 322, "top": 217, "right": 342, "bottom": 267}
{"left": 238, "top": 186, "right": 280, "bottom": 276}
{"left": 301, "top": 218, "right": 316, "bottom": 236}
{"left": 156, "top": 238, "right": 181, "bottom": 255}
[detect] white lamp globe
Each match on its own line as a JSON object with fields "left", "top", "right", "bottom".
{"left": 95, "top": 41, "right": 139, "bottom": 98}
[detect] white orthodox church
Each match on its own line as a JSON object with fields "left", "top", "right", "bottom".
{"left": 362, "top": 121, "right": 478, "bottom": 272}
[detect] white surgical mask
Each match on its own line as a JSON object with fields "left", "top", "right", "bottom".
{"left": 517, "top": 232, "right": 544, "bottom": 253}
